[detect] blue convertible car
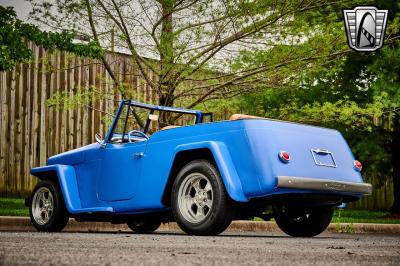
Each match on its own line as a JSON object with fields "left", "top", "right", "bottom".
{"left": 29, "top": 100, "right": 371, "bottom": 236}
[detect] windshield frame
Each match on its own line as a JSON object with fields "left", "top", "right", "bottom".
{"left": 104, "top": 100, "right": 205, "bottom": 143}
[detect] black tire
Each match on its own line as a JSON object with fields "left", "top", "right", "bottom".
{"left": 273, "top": 205, "right": 334, "bottom": 237}
{"left": 171, "top": 159, "right": 235, "bottom": 236}
{"left": 29, "top": 179, "right": 69, "bottom": 232}
{"left": 127, "top": 220, "right": 161, "bottom": 233}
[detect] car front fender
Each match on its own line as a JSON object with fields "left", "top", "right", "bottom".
{"left": 174, "top": 141, "right": 248, "bottom": 202}
{"left": 31, "top": 165, "right": 82, "bottom": 213}
{"left": 31, "top": 165, "right": 113, "bottom": 214}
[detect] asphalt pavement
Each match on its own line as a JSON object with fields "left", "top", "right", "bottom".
{"left": 0, "top": 231, "right": 399, "bottom": 265}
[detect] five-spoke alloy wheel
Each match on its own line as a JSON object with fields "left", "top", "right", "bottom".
{"left": 29, "top": 179, "right": 69, "bottom": 232}
{"left": 177, "top": 172, "right": 213, "bottom": 223}
{"left": 172, "top": 159, "right": 235, "bottom": 235}
{"left": 31, "top": 187, "right": 54, "bottom": 225}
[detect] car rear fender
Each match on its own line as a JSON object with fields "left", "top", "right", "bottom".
{"left": 31, "top": 165, "right": 82, "bottom": 213}
{"left": 173, "top": 141, "right": 248, "bottom": 202}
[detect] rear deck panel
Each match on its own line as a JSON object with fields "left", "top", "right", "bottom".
{"left": 243, "top": 119, "right": 365, "bottom": 198}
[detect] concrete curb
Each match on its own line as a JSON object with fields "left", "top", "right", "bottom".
{"left": 1, "top": 216, "right": 400, "bottom": 234}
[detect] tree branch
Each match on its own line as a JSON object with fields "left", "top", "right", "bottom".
{"left": 85, "top": 0, "right": 119, "bottom": 88}
{"left": 184, "top": 49, "right": 351, "bottom": 109}
{"left": 96, "top": 0, "right": 158, "bottom": 89}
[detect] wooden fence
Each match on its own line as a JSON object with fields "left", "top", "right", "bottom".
{"left": 0, "top": 42, "right": 394, "bottom": 210}
{"left": 349, "top": 175, "right": 393, "bottom": 210}
{"left": 0, "top": 42, "right": 157, "bottom": 196}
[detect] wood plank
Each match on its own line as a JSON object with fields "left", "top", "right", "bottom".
{"left": 59, "top": 52, "right": 66, "bottom": 152}
{"left": 47, "top": 52, "right": 54, "bottom": 157}
{"left": 88, "top": 59, "right": 95, "bottom": 143}
{"left": 98, "top": 61, "right": 104, "bottom": 135}
{"left": 104, "top": 57, "right": 111, "bottom": 136}
{"left": 34, "top": 46, "right": 42, "bottom": 172}
{"left": 0, "top": 70, "right": 8, "bottom": 194}
{"left": 68, "top": 54, "right": 75, "bottom": 150}
{"left": 72, "top": 57, "right": 81, "bottom": 148}
{"left": 15, "top": 63, "right": 23, "bottom": 194}
{"left": 39, "top": 47, "right": 47, "bottom": 166}
{"left": 54, "top": 51, "right": 60, "bottom": 155}
{"left": 21, "top": 53, "right": 30, "bottom": 194}
{"left": 23, "top": 42, "right": 33, "bottom": 193}
{"left": 82, "top": 58, "right": 89, "bottom": 145}
{"left": 3, "top": 71, "right": 10, "bottom": 193}
{"left": 9, "top": 65, "right": 16, "bottom": 194}
{"left": 94, "top": 60, "right": 101, "bottom": 136}
{"left": 29, "top": 43, "right": 39, "bottom": 191}
{"left": 75, "top": 56, "right": 82, "bottom": 148}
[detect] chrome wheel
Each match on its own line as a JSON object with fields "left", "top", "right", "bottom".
{"left": 177, "top": 172, "right": 213, "bottom": 223}
{"left": 32, "top": 187, "right": 54, "bottom": 225}
{"left": 172, "top": 160, "right": 235, "bottom": 235}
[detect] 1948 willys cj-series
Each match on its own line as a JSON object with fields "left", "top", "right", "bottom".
{"left": 28, "top": 100, "right": 372, "bottom": 236}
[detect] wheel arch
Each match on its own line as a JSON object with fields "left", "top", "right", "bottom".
{"left": 162, "top": 141, "right": 248, "bottom": 206}
{"left": 31, "top": 165, "right": 82, "bottom": 213}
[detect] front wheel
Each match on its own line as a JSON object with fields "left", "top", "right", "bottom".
{"left": 273, "top": 205, "right": 333, "bottom": 237}
{"left": 171, "top": 159, "right": 235, "bottom": 236}
{"left": 29, "top": 179, "right": 69, "bottom": 232}
{"left": 127, "top": 220, "right": 161, "bottom": 233}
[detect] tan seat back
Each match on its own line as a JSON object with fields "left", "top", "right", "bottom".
{"left": 229, "top": 114, "right": 263, "bottom": 120}
{"left": 160, "top": 125, "right": 181, "bottom": 130}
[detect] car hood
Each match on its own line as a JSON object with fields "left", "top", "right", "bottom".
{"left": 47, "top": 143, "right": 100, "bottom": 165}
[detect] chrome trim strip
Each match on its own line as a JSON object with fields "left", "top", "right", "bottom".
{"left": 277, "top": 176, "right": 372, "bottom": 195}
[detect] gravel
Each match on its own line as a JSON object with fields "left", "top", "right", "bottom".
{"left": 0, "top": 231, "right": 399, "bottom": 265}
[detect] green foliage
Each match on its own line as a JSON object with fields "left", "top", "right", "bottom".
{"left": 0, "top": 7, "right": 32, "bottom": 71}
{"left": 0, "top": 6, "right": 103, "bottom": 71}
{"left": 47, "top": 86, "right": 101, "bottom": 109}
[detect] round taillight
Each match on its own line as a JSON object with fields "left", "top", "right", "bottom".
{"left": 354, "top": 160, "right": 362, "bottom": 171}
{"left": 279, "top": 151, "right": 290, "bottom": 163}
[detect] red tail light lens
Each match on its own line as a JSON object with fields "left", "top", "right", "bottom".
{"left": 279, "top": 151, "right": 290, "bottom": 163}
{"left": 354, "top": 160, "right": 362, "bottom": 171}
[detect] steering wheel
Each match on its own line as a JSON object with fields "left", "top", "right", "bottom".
{"left": 127, "top": 130, "right": 149, "bottom": 143}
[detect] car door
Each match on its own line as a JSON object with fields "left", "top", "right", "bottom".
{"left": 97, "top": 140, "right": 147, "bottom": 202}
{"left": 96, "top": 101, "right": 149, "bottom": 202}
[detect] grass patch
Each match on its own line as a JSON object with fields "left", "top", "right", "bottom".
{"left": 252, "top": 209, "right": 400, "bottom": 224}
{"left": 0, "top": 198, "right": 29, "bottom": 217}
{"left": 332, "top": 209, "right": 400, "bottom": 224}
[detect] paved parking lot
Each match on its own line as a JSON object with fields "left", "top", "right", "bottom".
{"left": 0, "top": 231, "right": 399, "bottom": 265}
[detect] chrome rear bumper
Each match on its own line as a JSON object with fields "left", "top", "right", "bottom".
{"left": 277, "top": 176, "right": 372, "bottom": 195}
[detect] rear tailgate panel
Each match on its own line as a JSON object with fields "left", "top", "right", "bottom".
{"left": 243, "top": 119, "right": 366, "bottom": 197}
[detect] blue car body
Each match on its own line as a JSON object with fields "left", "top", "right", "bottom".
{"left": 30, "top": 100, "right": 371, "bottom": 217}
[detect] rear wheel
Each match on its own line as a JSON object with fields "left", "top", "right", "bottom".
{"left": 29, "top": 179, "right": 69, "bottom": 232}
{"left": 127, "top": 220, "right": 161, "bottom": 233}
{"left": 273, "top": 205, "right": 333, "bottom": 237}
{"left": 171, "top": 159, "right": 235, "bottom": 236}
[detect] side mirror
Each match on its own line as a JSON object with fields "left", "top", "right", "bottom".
{"left": 95, "top": 133, "right": 106, "bottom": 148}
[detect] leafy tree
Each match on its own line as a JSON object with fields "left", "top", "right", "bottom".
{"left": 29, "top": 0, "right": 359, "bottom": 115}
{"left": 0, "top": 6, "right": 102, "bottom": 71}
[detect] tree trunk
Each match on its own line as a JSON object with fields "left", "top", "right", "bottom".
{"left": 158, "top": 86, "right": 175, "bottom": 127}
{"left": 391, "top": 112, "right": 400, "bottom": 213}
{"left": 158, "top": 0, "right": 175, "bottom": 109}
